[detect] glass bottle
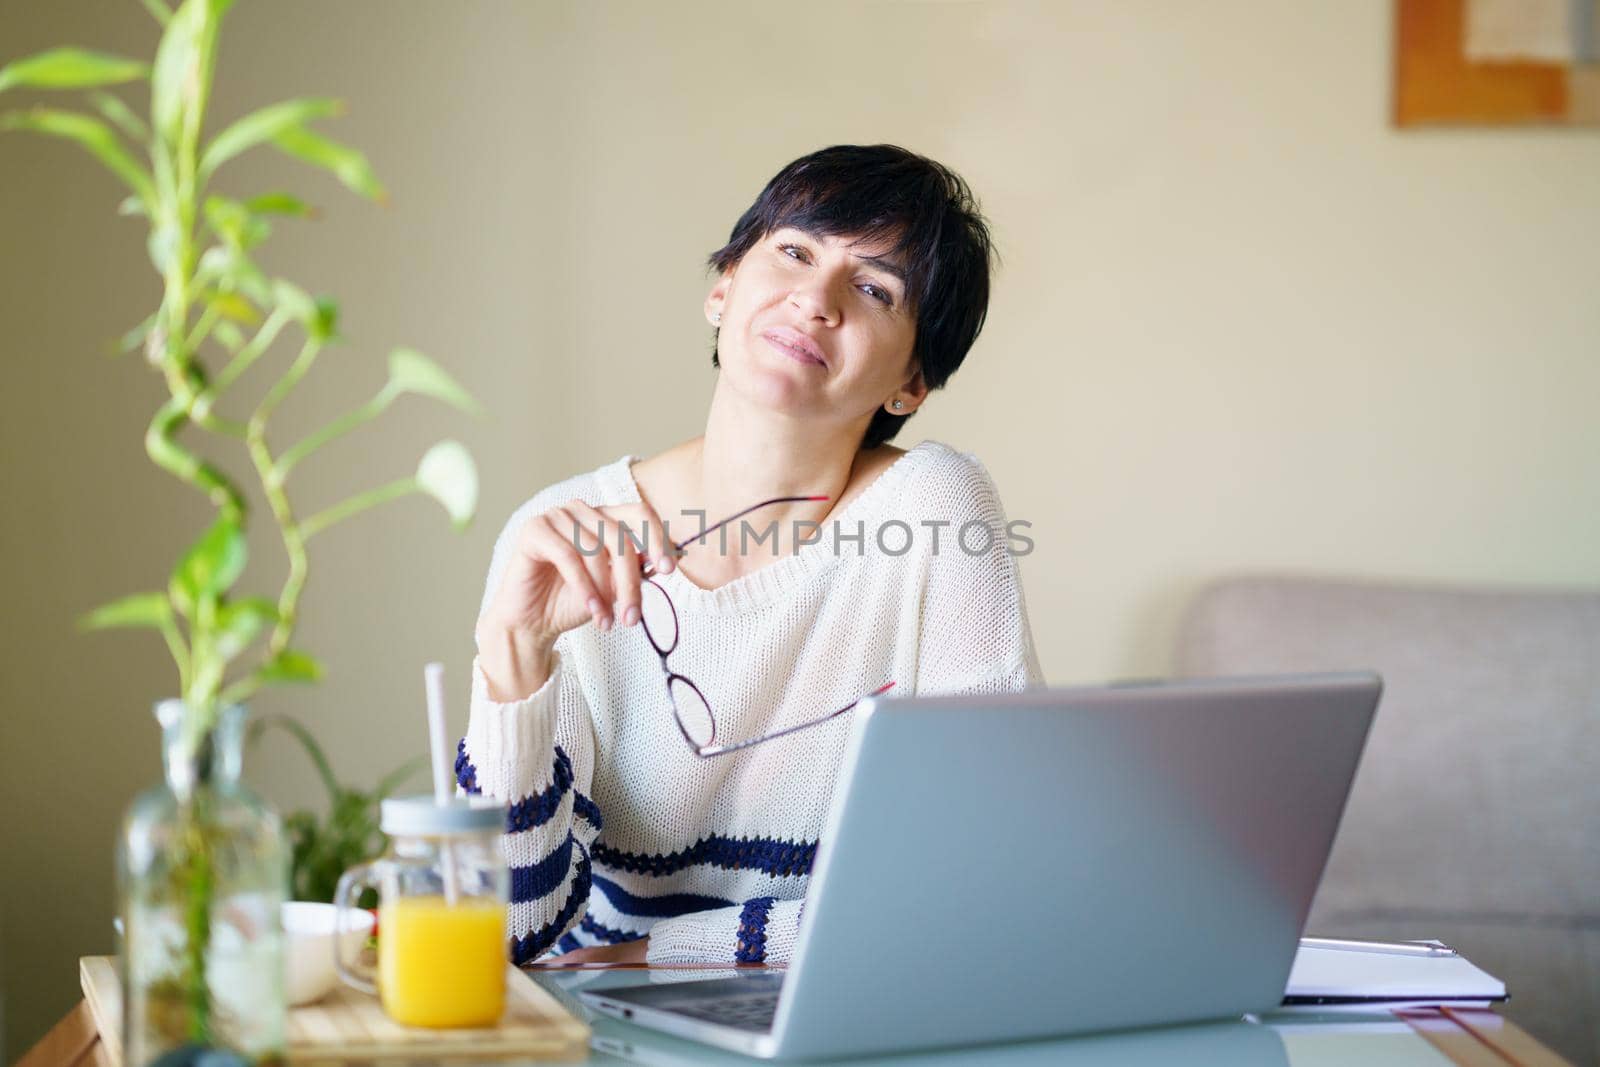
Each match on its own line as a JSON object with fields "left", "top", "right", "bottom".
{"left": 118, "top": 700, "right": 289, "bottom": 1066}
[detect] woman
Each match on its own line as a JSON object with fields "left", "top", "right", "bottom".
{"left": 460, "top": 144, "right": 1043, "bottom": 965}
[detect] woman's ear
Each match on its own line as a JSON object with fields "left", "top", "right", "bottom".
{"left": 899, "top": 366, "right": 929, "bottom": 409}
{"left": 704, "top": 270, "right": 734, "bottom": 327}
{"left": 886, "top": 366, "right": 929, "bottom": 416}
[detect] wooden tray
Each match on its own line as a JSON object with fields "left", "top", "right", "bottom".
{"left": 80, "top": 957, "right": 588, "bottom": 1063}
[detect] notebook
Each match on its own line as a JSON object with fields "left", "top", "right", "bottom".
{"left": 1283, "top": 942, "right": 1507, "bottom": 1008}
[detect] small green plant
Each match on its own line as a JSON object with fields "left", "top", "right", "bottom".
{"left": 248, "top": 714, "right": 421, "bottom": 906}
{"left": 1, "top": 0, "right": 481, "bottom": 1048}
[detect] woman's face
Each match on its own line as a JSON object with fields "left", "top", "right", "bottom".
{"left": 706, "top": 225, "right": 925, "bottom": 432}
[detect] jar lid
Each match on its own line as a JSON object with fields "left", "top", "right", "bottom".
{"left": 381, "top": 794, "right": 506, "bottom": 836}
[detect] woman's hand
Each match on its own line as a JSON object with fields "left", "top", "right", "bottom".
{"left": 536, "top": 937, "right": 650, "bottom": 966}
{"left": 475, "top": 500, "right": 676, "bottom": 700}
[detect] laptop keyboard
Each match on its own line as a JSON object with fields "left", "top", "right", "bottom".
{"left": 669, "top": 992, "right": 780, "bottom": 1032}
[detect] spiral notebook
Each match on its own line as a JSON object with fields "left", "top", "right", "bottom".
{"left": 1283, "top": 941, "right": 1508, "bottom": 1008}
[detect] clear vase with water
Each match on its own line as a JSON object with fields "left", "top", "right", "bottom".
{"left": 118, "top": 699, "right": 289, "bottom": 1066}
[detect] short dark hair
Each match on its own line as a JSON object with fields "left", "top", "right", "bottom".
{"left": 707, "top": 144, "right": 996, "bottom": 449}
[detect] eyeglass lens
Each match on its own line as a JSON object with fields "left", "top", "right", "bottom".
{"left": 669, "top": 675, "right": 715, "bottom": 747}
{"left": 640, "top": 579, "right": 678, "bottom": 656}
{"left": 641, "top": 581, "right": 716, "bottom": 746}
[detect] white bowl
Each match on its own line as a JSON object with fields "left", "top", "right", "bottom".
{"left": 284, "top": 900, "right": 376, "bottom": 1006}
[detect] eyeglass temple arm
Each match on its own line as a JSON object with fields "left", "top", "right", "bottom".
{"left": 667, "top": 495, "right": 832, "bottom": 555}
{"left": 694, "top": 681, "right": 896, "bottom": 758}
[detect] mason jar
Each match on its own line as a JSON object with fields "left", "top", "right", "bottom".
{"left": 334, "top": 795, "right": 510, "bottom": 1028}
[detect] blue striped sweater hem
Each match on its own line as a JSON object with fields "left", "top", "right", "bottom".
{"left": 456, "top": 740, "right": 603, "bottom": 834}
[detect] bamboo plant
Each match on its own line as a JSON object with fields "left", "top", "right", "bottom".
{"left": 2, "top": 0, "right": 481, "bottom": 1047}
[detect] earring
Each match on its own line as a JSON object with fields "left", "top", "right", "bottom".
{"left": 712, "top": 312, "right": 722, "bottom": 326}
{"left": 891, "top": 399, "right": 904, "bottom": 411}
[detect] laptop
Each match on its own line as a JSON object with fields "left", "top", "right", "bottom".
{"left": 578, "top": 672, "right": 1381, "bottom": 1060}
{"left": 570, "top": 981, "right": 1289, "bottom": 1067}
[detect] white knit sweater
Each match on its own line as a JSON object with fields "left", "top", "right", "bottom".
{"left": 457, "top": 439, "right": 1043, "bottom": 965}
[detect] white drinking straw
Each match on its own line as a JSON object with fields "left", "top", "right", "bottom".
{"left": 423, "top": 661, "right": 460, "bottom": 906}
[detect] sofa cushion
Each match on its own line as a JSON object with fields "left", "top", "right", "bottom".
{"left": 1174, "top": 576, "right": 1599, "bottom": 1063}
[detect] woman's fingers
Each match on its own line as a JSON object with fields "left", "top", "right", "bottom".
{"left": 552, "top": 505, "right": 622, "bottom": 628}
{"left": 568, "top": 500, "right": 643, "bottom": 628}
{"left": 497, "top": 496, "right": 681, "bottom": 639}
{"left": 600, "top": 501, "right": 676, "bottom": 575}
{"left": 637, "top": 502, "right": 677, "bottom": 574}
{"left": 529, "top": 510, "right": 613, "bottom": 630}
{"left": 535, "top": 938, "right": 648, "bottom": 967}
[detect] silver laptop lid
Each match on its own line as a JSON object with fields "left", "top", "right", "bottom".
{"left": 772, "top": 672, "right": 1381, "bottom": 1059}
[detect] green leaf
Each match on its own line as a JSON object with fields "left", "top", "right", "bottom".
{"left": 196, "top": 245, "right": 271, "bottom": 306}
{"left": 248, "top": 712, "right": 339, "bottom": 799}
{"left": 0, "top": 48, "right": 149, "bottom": 94}
{"left": 386, "top": 348, "right": 482, "bottom": 415}
{"left": 0, "top": 108, "right": 153, "bottom": 207}
{"left": 117, "top": 194, "right": 148, "bottom": 217}
{"left": 244, "top": 191, "right": 315, "bottom": 218}
{"left": 87, "top": 90, "right": 149, "bottom": 142}
{"left": 202, "top": 195, "right": 245, "bottom": 239}
{"left": 214, "top": 596, "right": 276, "bottom": 659}
{"left": 312, "top": 298, "right": 339, "bottom": 341}
{"left": 376, "top": 756, "right": 426, "bottom": 800}
{"left": 149, "top": 0, "right": 230, "bottom": 145}
{"left": 78, "top": 592, "right": 172, "bottom": 631}
{"left": 415, "top": 440, "right": 478, "bottom": 531}
{"left": 269, "top": 279, "right": 336, "bottom": 341}
{"left": 149, "top": 0, "right": 202, "bottom": 144}
{"left": 203, "top": 195, "right": 270, "bottom": 251}
{"left": 209, "top": 291, "right": 260, "bottom": 325}
{"left": 204, "top": 194, "right": 245, "bottom": 230}
{"left": 272, "top": 123, "right": 385, "bottom": 202}
{"left": 114, "top": 312, "right": 158, "bottom": 357}
{"left": 199, "top": 97, "right": 341, "bottom": 178}
{"left": 169, "top": 513, "right": 247, "bottom": 616}
{"left": 259, "top": 648, "right": 324, "bottom": 684}
{"left": 285, "top": 717, "right": 339, "bottom": 795}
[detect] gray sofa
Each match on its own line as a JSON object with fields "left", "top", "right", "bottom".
{"left": 1174, "top": 576, "right": 1600, "bottom": 1065}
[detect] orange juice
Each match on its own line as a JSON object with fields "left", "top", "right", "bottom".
{"left": 378, "top": 895, "right": 508, "bottom": 1027}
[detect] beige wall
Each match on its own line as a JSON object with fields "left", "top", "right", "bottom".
{"left": 2, "top": 0, "right": 1596, "bottom": 1056}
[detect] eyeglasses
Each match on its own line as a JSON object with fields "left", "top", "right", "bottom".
{"left": 637, "top": 496, "right": 896, "bottom": 758}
